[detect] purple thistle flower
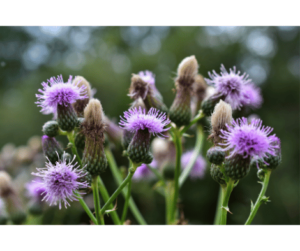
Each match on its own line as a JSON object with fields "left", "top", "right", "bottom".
{"left": 181, "top": 151, "right": 207, "bottom": 179}
{"left": 132, "top": 160, "right": 158, "bottom": 181}
{"left": 36, "top": 75, "right": 88, "bottom": 116}
{"left": 241, "top": 83, "right": 263, "bottom": 109}
{"left": 25, "top": 178, "right": 46, "bottom": 201}
{"left": 31, "top": 154, "right": 88, "bottom": 209}
{"left": 220, "top": 118, "right": 279, "bottom": 164}
{"left": 205, "top": 64, "right": 252, "bottom": 110}
{"left": 119, "top": 107, "right": 171, "bottom": 137}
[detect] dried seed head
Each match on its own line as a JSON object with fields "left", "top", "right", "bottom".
{"left": 72, "top": 76, "right": 93, "bottom": 116}
{"left": 0, "top": 171, "right": 13, "bottom": 197}
{"left": 177, "top": 55, "right": 199, "bottom": 87}
{"left": 209, "top": 100, "right": 232, "bottom": 144}
{"left": 129, "top": 74, "right": 150, "bottom": 100}
{"left": 83, "top": 98, "right": 105, "bottom": 134}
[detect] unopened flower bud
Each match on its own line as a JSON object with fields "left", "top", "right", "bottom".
{"left": 41, "top": 135, "right": 63, "bottom": 164}
{"left": 264, "top": 137, "right": 281, "bottom": 170}
{"left": 224, "top": 155, "right": 251, "bottom": 181}
{"left": 42, "top": 121, "right": 59, "bottom": 137}
{"left": 208, "top": 100, "right": 232, "bottom": 144}
{"left": 82, "top": 99, "right": 107, "bottom": 176}
{"left": 72, "top": 76, "right": 93, "bottom": 117}
{"left": 169, "top": 56, "right": 199, "bottom": 127}
{"left": 206, "top": 146, "right": 225, "bottom": 165}
{"left": 210, "top": 164, "right": 226, "bottom": 185}
{"left": 201, "top": 94, "right": 221, "bottom": 116}
{"left": 0, "top": 171, "right": 12, "bottom": 198}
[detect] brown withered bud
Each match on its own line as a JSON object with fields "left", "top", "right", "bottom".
{"left": 208, "top": 100, "right": 232, "bottom": 144}
{"left": 169, "top": 56, "right": 199, "bottom": 127}
{"left": 82, "top": 99, "right": 107, "bottom": 176}
{"left": 72, "top": 76, "right": 93, "bottom": 117}
{"left": 129, "top": 74, "right": 150, "bottom": 100}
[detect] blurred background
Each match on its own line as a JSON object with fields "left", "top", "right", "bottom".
{"left": 0, "top": 26, "right": 299, "bottom": 225}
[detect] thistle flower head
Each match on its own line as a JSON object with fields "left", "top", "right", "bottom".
{"left": 220, "top": 118, "right": 279, "bottom": 164}
{"left": 241, "top": 83, "right": 263, "bottom": 109}
{"left": 36, "top": 75, "right": 88, "bottom": 115}
{"left": 205, "top": 65, "right": 252, "bottom": 110}
{"left": 119, "top": 107, "right": 170, "bottom": 137}
{"left": 132, "top": 160, "right": 157, "bottom": 181}
{"left": 31, "top": 154, "right": 88, "bottom": 209}
{"left": 25, "top": 178, "right": 46, "bottom": 200}
{"left": 181, "top": 151, "right": 207, "bottom": 179}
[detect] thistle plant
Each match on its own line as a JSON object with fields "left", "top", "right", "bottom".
{"left": 11, "top": 54, "right": 280, "bottom": 226}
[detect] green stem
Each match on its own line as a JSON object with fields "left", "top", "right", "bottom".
{"left": 220, "top": 179, "right": 234, "bottom": 225}
{"left": 105, "top": 148, "right": 147, "bottom": 225}
{"left": 245, "top": 170, "right": 271, "bottom": 225}
{"left": 92, "top": 177, "right": 104, "bottom": 225}
{"left": 76, "top": 192, "right": 97, "bottom": 225}
{"left": 213, "top": 186, "right": 224, "bottom": 225}
{"left": 170, "top": 127, "right": 182, "bottom": 222}
{"left": 147, "top": 165, "right": 166, "bottom": 186}
{"left": 180, "top": 110, "right": 204, "bottom": 135}
{"left": 98, "top": 177, "right": 121, "bottom": 225}
{"left": 66, "top": 131, "right": 82, "bottom": 167}
{"left": 179, "top": 125, "right": 204, "bottom": 187}
{"left": 165, "top": 181, "right": 175, "bottom": 224}
{"left": 121, "top": 178, "right": 132, "bottom": 223}
{"left": 100, "top": 162, "right": 138, "bottom": 215}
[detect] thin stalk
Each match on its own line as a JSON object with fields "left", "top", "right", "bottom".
{"left": 220, "top": 179, "right": 234, "bottom": 225}
{"left": 213, "top": 186, "right": 224, "bottom": 225}
{"left": 180, "top": 110, "right": 204, "bottom": 135}
{"left": 92, "top": 177, "right": 104, "bottom": 225}
{"left": 105, "top": 148, "right": 147, "bottom": 225}
{"left": 170, "top": 127, "right": 182, "bottom": 222}
{"left": 179, "top": 125, "right": 204, "bottom": 187}
{"left": 76, "top": 192, "right": 97, "bottom": 225}
{"left": 100, "top": 162, "right": 138, "bottom": 215}
{"left": 147, "top": 165, "right": 166, "bottom": 186}
{"left": 121, "top": 178, "right": 132, "bottom": 223}
{"left": 245, "top": 170, "right": 271, "bottom": 225}
{"left": 165, "top": 181, "right": 175, "bottom": 224}
{"left": 66, "top": 131, "right": 82, "bottom": 167}
{"left": 98, "top": 177, "right": 121, "bottom": 225}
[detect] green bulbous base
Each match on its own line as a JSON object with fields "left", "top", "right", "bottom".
{"left": 201, "top": 96, "right": 220, "bottom": 116}
{"left": 210, "top": 164, "right": 226, "bottom": 185}
{"left": 10, "top": 211, "right": 27, "bottom": 225}
{"left": 57, "top": 104, "right": 78, "bottom": 132}
{"left": 127, "top": 130, "right": 153, "bottom": 164}
{"left": 207, "top": 146, "right": 225, "bottom": 165}
{"left": 42, "top": 121, "right": 59, "bottom": 137}
{"left": 264, "top": 153, "right": 281, "bottom": 170}
{"left": 224, "top": 156, "right": 251, "bottom": 181}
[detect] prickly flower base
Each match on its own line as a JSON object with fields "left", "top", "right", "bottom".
{"left": 57, "top": 103, "right": 78, "bottom": 132}
{"left": 122, "top": 129, "right": 135, "bottom": 150}
{"left": 42, "top": 121, "right": 59, "bottom": 137}
{"left": 207, "top": 146, "right": 225, "bottom": 165}
{"left": 82, "top": 137, "right": 107, "bottom": 176}
{"left": 127, "top": 129, "right": 153, "bottom": 164}
{"left": 210, "top": 164, "right": 226, "bottom": 185}
{"left": 42, "top": 136, "right": 63, "bottom": 164}
{"left": 169, "top": 88, "right": 192, "bottom": 127}
{"left": 224, "top": 155, "right": 251, "bottom": 181}
{"left": 201, "top": 95, "right": 222, "bottom": 116}
{"left": 264, "top": 153, "right": 281, "bottom": 170}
